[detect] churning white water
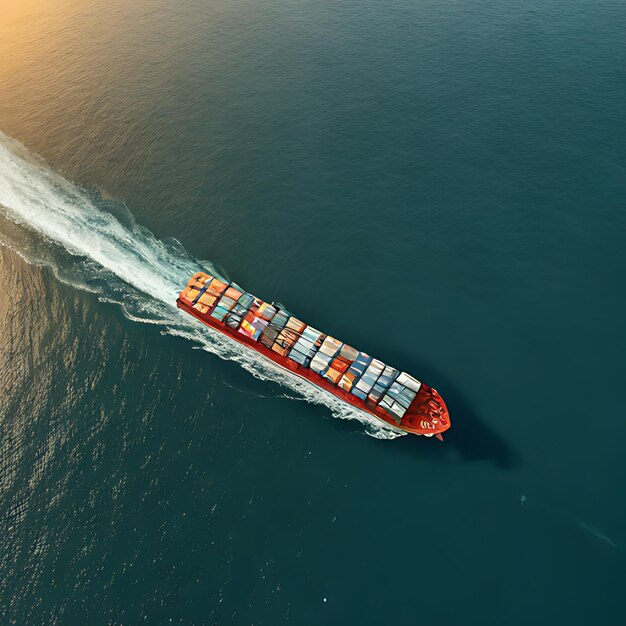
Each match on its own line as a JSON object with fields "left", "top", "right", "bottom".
{"left": 0, "top": 132, "right": 404, "bottom": 439}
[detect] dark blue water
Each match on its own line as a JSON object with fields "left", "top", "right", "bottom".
{"left": 1, "top": 1, "right": 625, "bottom": 624}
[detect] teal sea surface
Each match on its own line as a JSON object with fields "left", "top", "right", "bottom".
{"left": 1, "top": 1, "right": 625, "bottom": 624}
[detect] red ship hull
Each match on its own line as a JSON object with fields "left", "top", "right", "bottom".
{"left": 176, "top": 297, "right": 450, "bottom": 437}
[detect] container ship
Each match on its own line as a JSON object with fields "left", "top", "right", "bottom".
{"left": 177, "top": 272, "right": 450, "bottom": 438}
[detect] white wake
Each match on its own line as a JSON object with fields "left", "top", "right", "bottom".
{"left": 0, "top": 132, "right": 404, "bottom": 439}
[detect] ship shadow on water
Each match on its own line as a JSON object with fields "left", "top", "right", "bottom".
{"left": 364, "top": 352, "right": 522, "bottom": 470}
{"left": 393, "top": 379, "right": 520, "bottom": 470}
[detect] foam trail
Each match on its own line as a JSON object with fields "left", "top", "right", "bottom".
{"left": 520, "top": 496, "right": 621, "bottom": 552}
{"left": 576, "top": 521, "right": 620, "bottom": 550}
{"left": 0, "top": 132, "right": 404, "bottom": 439}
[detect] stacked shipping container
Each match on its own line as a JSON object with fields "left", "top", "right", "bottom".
{"left": 181, "top": 272, "right": 423, "bottom": 424}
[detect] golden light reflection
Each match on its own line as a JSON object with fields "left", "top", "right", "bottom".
{"left": 0, "top": 0, "right": 88, "bottom": 83}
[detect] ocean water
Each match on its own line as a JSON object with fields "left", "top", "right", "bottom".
{"left": 1, "top": 1, "right": 625, "bottom": 624}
